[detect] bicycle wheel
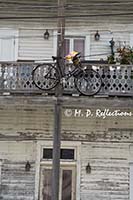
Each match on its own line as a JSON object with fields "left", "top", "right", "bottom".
{"left": 32, "top": 63, "right": 60, "bottom": 90}
{"left": 75, "top": 69, "right": 102, "bottom": 96}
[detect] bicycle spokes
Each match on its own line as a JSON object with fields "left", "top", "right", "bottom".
{"left": 32, "top": 64, "right": 60, "bottom": 90}
{"left": 75, "top": 69, "right": 102, "bottom": 96}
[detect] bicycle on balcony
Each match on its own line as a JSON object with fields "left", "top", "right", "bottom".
{"left": 32, "top": 51, "right": 102, "bottom": 96}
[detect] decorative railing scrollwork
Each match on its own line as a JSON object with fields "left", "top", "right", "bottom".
{"left": 0, "top": 62, "right": 133, "bottom": 96}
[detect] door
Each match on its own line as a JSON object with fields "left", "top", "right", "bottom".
{"left": 39, "top": 166, "right": 76, "bottom": 200}
{"left": 0, "top": 29, "right": 18, "bottom": 61}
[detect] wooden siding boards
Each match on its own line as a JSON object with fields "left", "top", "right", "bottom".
{"left": 0, "top": 141, "right": 36, "bottom": 200}
{"left": 0, "top": 96, "right": 132, "bottom": 141}
{"left": 18, "top": 29, "right": 54, "bottom": 60}
{"left": 0, "top": 0, "right": 132, "bottom": 24}
{"left": 0, "top": 104, "right": 54, "bottom": 139}
{"left": 0, "top": 0, "right": 132, "bottom": 25}
{"left": 61, "top": 107, "right": 133, "bottom": 142}
{"left": 1, "top": 161, "right": 35, "bottom": 200}
{"left": 80, "top": 142, "right": 130, "bottom": 200}
{"left": 0, "top": 96, "right": 132, "bottom": 199}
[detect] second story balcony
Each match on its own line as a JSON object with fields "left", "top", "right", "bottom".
{"left": 0, "top": 62, "right": 133, "bottom": 97}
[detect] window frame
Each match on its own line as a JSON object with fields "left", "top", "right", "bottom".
{"left": 42, "top": 147, "right": 76, "bottom": 161}
{"left": 64, "top": 37, "right": 85, "bottom": 58}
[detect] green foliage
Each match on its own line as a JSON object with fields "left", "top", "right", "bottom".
{"left": 117, "top": 46, "right": 133, "bottom": 64}
{"left": 107, "top": 55, "right": 115, "bottom": 64}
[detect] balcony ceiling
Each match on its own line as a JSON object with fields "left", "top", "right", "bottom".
{"left": 0, "top": 0, "right": 132, "bottom": 24}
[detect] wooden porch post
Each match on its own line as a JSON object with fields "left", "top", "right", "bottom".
{"left": 51, "top": 0, "right": 65, "bottom": 200}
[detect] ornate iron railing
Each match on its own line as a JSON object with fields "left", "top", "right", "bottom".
{"left": 0, "top": 62, "right": 133, "bottom": 96}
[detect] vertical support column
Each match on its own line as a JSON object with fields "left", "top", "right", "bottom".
{"left": 51, "top": 1, "right": 65, "bottom": 200}
{"left": 52, "top": 98, "right": 62, "bottom": 200}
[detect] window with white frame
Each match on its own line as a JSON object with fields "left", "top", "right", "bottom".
{"left": 130, "top": 163, "right": 133, "bottom": 200}
{"left": 64, "top": 37, "right": 85, "bottom": 59}
{"left": 0, "top": 29, "right": 18, "bottom": 61}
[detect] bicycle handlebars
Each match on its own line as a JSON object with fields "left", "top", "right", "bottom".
{"left": 52, "top": 52, "right": 81, "bottom": 62}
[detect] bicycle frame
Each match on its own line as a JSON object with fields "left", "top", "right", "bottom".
{"left": 54, "top": 55, "right": 82, "bottom": 81}
{"left": 63, "top": 66, "right": 80, "bottom": 80}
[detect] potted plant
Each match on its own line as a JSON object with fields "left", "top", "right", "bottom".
{"left": 117, "top": 46, "right": 133, "bottom": 64}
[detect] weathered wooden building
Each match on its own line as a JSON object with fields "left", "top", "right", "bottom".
{"left": 0, "top": 0, "right": 133, "bottom": 200}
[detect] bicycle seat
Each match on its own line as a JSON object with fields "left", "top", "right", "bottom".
{"left": 52, "top": 56, "right": 62, "bottom": 61}
{"left": 72, "top": 52, "right": 81, "bottom": 60}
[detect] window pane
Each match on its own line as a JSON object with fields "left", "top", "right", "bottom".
{"left": 62, "top": 170, "right": 72, "bottom": 200}
{"left": 61, "top": 149, "right": 74, "bottom": 159}
{"left": 42, "top": 169, "right": 52, "bottom": 200}
{"left": 64, "top": 39, "right": 70, "bottom": 56}
{"left": 43, "top": 148, "right": 75, "bottom": 160}
{"left": 43, "top": 149, "right": 52, "bottom": 159}
{"left": 74, "top": 39, "right": 85, "bottom": 59}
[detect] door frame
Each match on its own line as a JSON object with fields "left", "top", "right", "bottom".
{"left": 35, "top": 141, "right": 81, "bottom": 200}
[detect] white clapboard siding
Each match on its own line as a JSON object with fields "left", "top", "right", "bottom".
{"left": 17, "top": 28, "right": 132, "bottom": 61}
{"left": 130, "top": 164, "right": 133, "bottom": 200}
{"left": 0, "top": 141, "right": 35, "bottom": 161}
{"left": 81, "top": 142, "right": 129, "bottom": 200}
{"left": 90, "top": 31, "right": 130, "bottom": 60}
{"left": 18, "top": 29, "right": 54, "bottom": 60}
